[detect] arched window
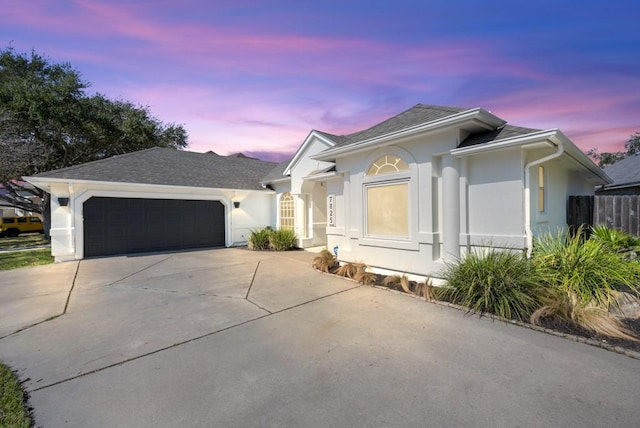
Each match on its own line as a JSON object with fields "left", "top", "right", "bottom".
{"left": 364, "top": 154, "right": 411, "bottom": 238}
{"left": 366, "top": 155, "right": 409, "bottom": 176}
{"left": 279, "top": 192, "right": 295, "bottom": 230}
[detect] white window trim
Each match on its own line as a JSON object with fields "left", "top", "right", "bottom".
{"left": 279, "top": 192, "right": 295, "bottom": 230}
{"left": 360, "top": 149, "right": 419, "bottom": 251}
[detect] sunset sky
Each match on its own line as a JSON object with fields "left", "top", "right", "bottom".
{"left": 2, "top": 0, "right": 639, "bottom": 161}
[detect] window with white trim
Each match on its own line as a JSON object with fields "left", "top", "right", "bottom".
{"left": 364, "top": 155, "right": 411, "bottom": 238}
{"left": 279, "top": 192, "right": 294, "bottom": 230}
{"left": 538, "top": 166, "right": 546, "bottom": 213}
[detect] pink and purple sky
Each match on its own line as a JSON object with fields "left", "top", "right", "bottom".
{"left": 2, "top": 0, "right": 639, "bottom": 161}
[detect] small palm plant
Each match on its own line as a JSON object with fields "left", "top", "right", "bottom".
{"left": 354, "top": 267, "right": 378, "bottom": 285}
{"left": 312, "top": 250, "right": 338, "bottom": 273}
{"left": 590, "top": 225, "right": 640, "bottom": 261}
{"left": 414, "top": 277, "right": 436, "bottom": 301}
{"left": 335, "top": 262, "right": 366, "bottom": 279}
{"left": 383, "top": 275, "right": 403, "bottom": 291}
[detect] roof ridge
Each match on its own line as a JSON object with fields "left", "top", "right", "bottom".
{"left": 38, "top": 147, "right": 164, "bottom": 175}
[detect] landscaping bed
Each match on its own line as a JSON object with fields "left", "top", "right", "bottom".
{"left": 312, "top": 225, "right": 640, "bottom": 356}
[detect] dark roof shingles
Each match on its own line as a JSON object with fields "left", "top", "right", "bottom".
{"left": 603, "top": 153, "right": 640, "bottom": 187}
{"left": 325, "top": 104, "right": 469, "bottom": 148}
{"left": 35, "top": 147, "right": 277, "bottom": 191}
{"left": 261, "top": 159, "right": 291, "bottom": 184}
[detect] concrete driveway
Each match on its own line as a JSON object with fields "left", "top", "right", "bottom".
{"left": 1, "top": 248, "right": 639, "bottom": 427}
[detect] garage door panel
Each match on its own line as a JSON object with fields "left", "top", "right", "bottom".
{"left": 83, "top": 197, "right": 225, "bottom": 257}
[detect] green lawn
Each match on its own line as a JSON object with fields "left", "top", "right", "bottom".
{"left": 0, "top": 234, "right": 48, "bottom": 251}
{"left": 0, "top": 362, "right": 32, "bottom": 428}
{"left": 0, "top": 249, "right": 54, "bottom": 271}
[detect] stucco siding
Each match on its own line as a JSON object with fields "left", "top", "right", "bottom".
{"left": 466, "top": 148, "right": 525, "bottom": 248}
{"left": 45, "top": 181, "right": 273, "bottom": 261}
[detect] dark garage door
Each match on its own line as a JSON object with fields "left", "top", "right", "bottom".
{"left": 84, "top": 197, "right": 225, "bottom": 257}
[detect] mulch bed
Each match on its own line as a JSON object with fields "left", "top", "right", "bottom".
{"left": 320, "top": 265, "right": 640, "bottom": 356}
{"left": 535, "top": 317, "right": 640, "bottom": 353}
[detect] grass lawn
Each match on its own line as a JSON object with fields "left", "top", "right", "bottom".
{"left": 0, "top": 249, "right": 54, "bottom": 271}
{"left": 0, "top": 362, "right": 32, "bottom": 428}
{"left": 0, "top": 234, "right": 48, "bottom": 251}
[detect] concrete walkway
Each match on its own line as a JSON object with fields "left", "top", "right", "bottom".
{"left": 1, "top": 248, "right": 639, "bottom": 427}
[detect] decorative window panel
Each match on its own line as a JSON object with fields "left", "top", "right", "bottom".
{"left": 366, "top": 155, "right": 409, "bottom": 176}
{"left": 279, "top": 192, "right": 295, "bottom": 230}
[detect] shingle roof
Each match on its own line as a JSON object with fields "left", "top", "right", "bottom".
{"left": 602, "top": 153, "right": 640, "bottom": 187}
{"left": 33, "top": 147, "right": 277, "bottom": 191}
{"left": 321, "top": 104, "right": 469, "bottom": 148}
{"left": 261, "top": 159, "right": 291, "bottom": 184}
{"left": 459, "top": 125, "right": 542, "bottom": 147}
{"left": 261, "top": 104, "right": 546, "bottom": 183}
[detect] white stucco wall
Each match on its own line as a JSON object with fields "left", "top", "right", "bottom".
{"left": 283, "top": 127, "right": 602, "bottom": 279}
{"left": 465, "top": 147, "right": 525, "bottom": 249}
{"left": 324, "top": 130, "right": 460, "bottom": 277}
{"left": 43, "top": 180, "right": 273, "bottom": 262}
{"left": 530, "top": 157, "right": 596, "bottom": 238}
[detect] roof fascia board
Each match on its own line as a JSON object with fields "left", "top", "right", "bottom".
{"left": 23, "top": 176, "right": 276, "bottom": 194}
{"left": 312, "top": 108, "right": 505, "bottom": 161}
{"left": 261, "top": 176, "right": 290, "bottom": 185}
{"left": 302, "top": 171, "right": 340, "bottom": 182}
{"left": 451, "top": 129, "right": 560, "bottom": 156}
{"left": 550, "top": 130, "right": 613, "bottom": 184}
{"left": 450, "top": 129, "right": 612, "bottom": 184}
{"left": 600, "top": 181, "right": 640, "bottom": 190}
{"left": 283, "top": 130, "right": 336, "bottom": 176}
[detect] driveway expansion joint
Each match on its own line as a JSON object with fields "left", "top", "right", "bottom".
{"left": 28, "top": 284, "right": 362, "bottom": 392}
{"left": 0, "top": 260, "right": 81, "bottom": 340}
{"left": 107, "top": 255, "right": 173, "bottom": 286}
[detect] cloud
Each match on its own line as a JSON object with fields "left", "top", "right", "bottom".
{"left": 3, "top": 0, "right": 638, "bottom": 159}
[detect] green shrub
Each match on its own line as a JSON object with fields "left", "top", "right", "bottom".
{"left": 530, "top": 228, "right": 640, "bottom": 339}
{"left": 590, "top": 225, "right": 640, "bottom": 261}
{"left": 247, "top": 227, "right": 272, "bottom": 250}
{"left": 532, "top": 228, "right": 640, "bottom": 309}
{"left": 441, "top": 248, "right": 542, "bottom": 321}
{"left": 269, "top": 228, "right": 297, "bottom": 251}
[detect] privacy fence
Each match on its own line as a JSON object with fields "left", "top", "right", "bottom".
{"left": 567, "top": 195, "right": 640, "bottom": 236}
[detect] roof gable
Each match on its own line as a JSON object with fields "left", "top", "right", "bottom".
{"left": 324, "top": 104, "right": 469, "bottom": 148}
{"left": 281, "top": 130, "right": 336, "bottom": 176}
{"left": 31, "top": 147, "right": 277, "bottom": 191}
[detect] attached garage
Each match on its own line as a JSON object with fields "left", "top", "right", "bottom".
{"left": 25, "top": 147, "right": 278, "bottom": 262}
{"left": 83, "top": 197, "right": 225, "bottom": 257}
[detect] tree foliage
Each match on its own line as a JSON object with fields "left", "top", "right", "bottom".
{"left": 588, "top": 132, "right": 640, "bottom": 168}
{"left": 0, "top": 46, "right": 188, "bottom": 213}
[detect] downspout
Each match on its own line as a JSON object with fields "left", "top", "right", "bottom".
{"left": 524, "top": 142, "right": 564, "bottom": 258}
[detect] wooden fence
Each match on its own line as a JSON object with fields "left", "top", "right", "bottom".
{"left": 568, "top": 195, "right": 640, "bottom": 236}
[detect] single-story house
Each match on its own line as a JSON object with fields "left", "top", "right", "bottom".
{"left": 26, "top": 104, "right": 611, "bottom": 278}
{"left": 596, "top": 153, "right": 640, "bottom": 195}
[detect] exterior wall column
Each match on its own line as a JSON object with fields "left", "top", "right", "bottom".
{"left": 442, "top": 154, "right": 460, "bottom": 260}
{"left": 294, "top": 193, "right": 308, "bottom": 240}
